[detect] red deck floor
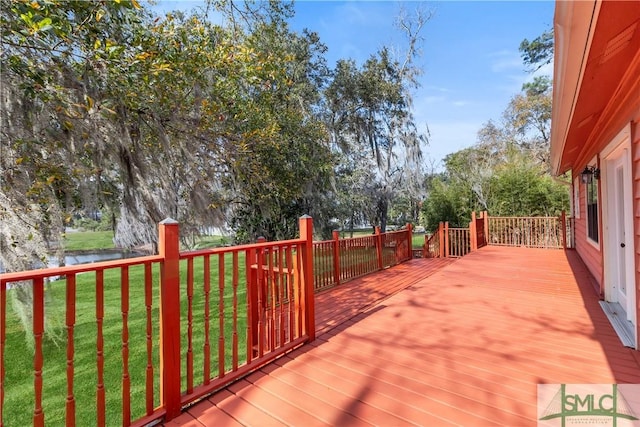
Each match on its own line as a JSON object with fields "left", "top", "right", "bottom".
{"left": 164, "top": 246, "right": 640, "bottom": 426}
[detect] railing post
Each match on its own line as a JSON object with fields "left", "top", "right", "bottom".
{"left": 251, "top": 236, "right": 266, "bottom": 356}
{"left": 158, "top": 218, "right": 181, "bottom": 421}
{"left": 438, "top": 222, "right": 444, "bottom": 258}
{"left": 406, "top": 223, "right": 413, "bottom": 260}
{"left": 375, "top": 226, "right": 383, "bottom": 270}
{"left": 483, "top": 211, "right": 489, "bottom": 246}
{"left": 469, "top": 211, "right": 477, "bottom": 252}
{"left": 332, "top": 231, "right": 341, "bottom": 287}
{"left": 444, "top": 222, "right": 450, "bottom": 258}
{"left": 560, "top": 210, "right": 567, "bottom": 250}
{"left": 299, "top": 216, "right": 315, "bottom": 341}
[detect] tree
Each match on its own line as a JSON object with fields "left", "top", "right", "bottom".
{"left": 503, "top": 76, "right": 553, "bottom": 168}
{"left": 489, "top": 147, "right": 568, "bottom": 216}
{"left": 325, "top": 8, "right": 430, "bottom": 232}
{"left": 519, "top": 29, "right": 553, "bottom": 71}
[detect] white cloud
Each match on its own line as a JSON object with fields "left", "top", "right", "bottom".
{"left": 422, "top": 96, "right": 447, "bottom": 105}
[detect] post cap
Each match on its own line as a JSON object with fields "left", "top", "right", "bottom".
{"left": 159, "top": 218, "right": 179, "bottom": 225}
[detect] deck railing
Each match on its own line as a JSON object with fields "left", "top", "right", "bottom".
{"left": 488, "top": 214, "right": 569, "bottom": 249}
{"left": 312, "top": 225, "right": 413, "bottom": 292}
{"left": 1, "top": 217, "right": 417, "bottom": 426}
{"left": 448, "top": 228, "right": 471, "bottom": 258}
{"left": 0, "top": 217, "right": 315, "bottom": 427}
{"left": 424, "top": 227, "right": 442, "bottom": 258}
{"left": 423, "top": 211, "right": 572, "bottom": 258}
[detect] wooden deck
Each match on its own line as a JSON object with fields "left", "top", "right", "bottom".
{"left": 164, "top": 247, "right": 640, "bottom": 426}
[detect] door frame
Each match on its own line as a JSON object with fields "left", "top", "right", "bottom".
{"left": 601, "top": 124, "right": 636, "bottom": 333}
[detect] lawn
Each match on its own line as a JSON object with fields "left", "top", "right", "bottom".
{"left": 63, "top": 231, "right": 116, "bottom": 251}
{"left": 3, "top": 253, "right": 248, "bottom": 426}
{"left": 62, "top": 231, "right": 232, "bottom": 252}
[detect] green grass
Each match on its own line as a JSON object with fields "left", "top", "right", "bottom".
{"left": 412, "top": 233, "right": 426, "bottom": 249}
{"left": 3, "top": 253, "right": 248, "bottom": 426}
{"left": 191, "top": 235, "right": 232, "bottom": 249}
{"left": 63, "top": 231, "right": 116, "bottom": 251}
{"left": 62, "top": 231, "right": 231, "bottom": 252}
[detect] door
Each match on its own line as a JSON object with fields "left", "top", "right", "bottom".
{"left": 605, "top": 147, "right": 635, "bottom": 326}
{"left": 612, "top": 159, "right": 628, "bottom": 312}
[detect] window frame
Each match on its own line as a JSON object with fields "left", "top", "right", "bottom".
{"left": 585, "top": 160, "right": 599, "bottom": 246}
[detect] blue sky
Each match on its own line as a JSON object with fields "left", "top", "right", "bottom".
{"left": 155, "top": 1, "right": 555, "bottom": 167}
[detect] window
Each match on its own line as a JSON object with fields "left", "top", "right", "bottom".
{"left": 573, "top": 177, "right": 580, "bottom": 219}
{"left": 586, "top": 173, "right": 598, "bottom": 243}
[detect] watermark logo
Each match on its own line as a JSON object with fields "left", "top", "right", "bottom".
{"left": 538, "top": 384, "right": 640, "bottom": 426}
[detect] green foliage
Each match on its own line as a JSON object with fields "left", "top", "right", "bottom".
{"left": 519, "top": 29, "right": 554, "bottom": 71}
{"left": 421, "top": 147, "right": 570, "bottom": 228}
{"left": 420, "top": 178, "right": 469, "bottom": 231}
{"left": 489, "top": 149, "right": 569, "bottom": 216}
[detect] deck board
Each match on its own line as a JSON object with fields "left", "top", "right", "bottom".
{"left": 166, "top": 246, "right": 640, "bottom": 426}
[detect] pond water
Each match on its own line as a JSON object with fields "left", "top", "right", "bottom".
{"left": 49, "top": 249, "right": 144, "bottom": 267}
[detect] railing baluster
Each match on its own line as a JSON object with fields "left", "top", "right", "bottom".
{"left": 257, "top": 246, "right": 264, "bottom": 358}
{"left": 287, "top": 247, "right": 295, "bottom": 342}
{"left": 65, "top": 274, "right": 76, "bottom": 425}
{"left": 218, "top": 254, "right": 225, "bottom": 378}
{"left": 232, "top": 252, "right": 239, "bottom": 371}
{"left": 268, "top": 248, "right": 275, "bottom": 351}
{"left": 203, "top": 255, "right": 211, "bottom": 385}
{"left": 295, "top": 247, "right": 303, "bottom": 338}
{"left": 144, "top": 263, "right": 154, "bottom": 415}
{"left": 33, "top": 277, "right": 44, "bottom": 427}
{"left": 245, "top": 248, "right": 254, "bottom": 364}
{"left": 186, "top": 258, "right": 194, "bottom": 394}
{"left": 121, "top": 266, "right": 131, "bottom": 426}
{"left": 278, "top": 246, "right": 285, "bottom": 347}
{"left": 96, "top": 270, "right": 105, "bottom": 427}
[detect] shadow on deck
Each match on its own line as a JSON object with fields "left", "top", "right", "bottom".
{"left": 165, "top": 246, "right": 640, "bottom": 426}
